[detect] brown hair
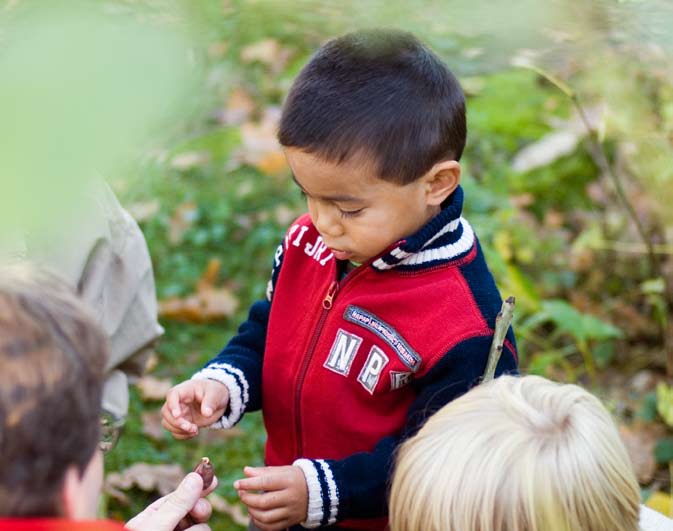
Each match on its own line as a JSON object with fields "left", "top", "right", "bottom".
{"left": 0, "top": 266, "right": 108, "bottom": 516}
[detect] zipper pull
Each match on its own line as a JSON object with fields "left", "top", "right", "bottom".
{"left": 322, "top": 281, "right": 338, "bottom": 310}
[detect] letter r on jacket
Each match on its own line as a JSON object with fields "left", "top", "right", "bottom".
{"left": 358, "top": 346, "right": 389, "bottom": 394}
{"left": 324, "top": 329, "right": 362, "bottom": 376}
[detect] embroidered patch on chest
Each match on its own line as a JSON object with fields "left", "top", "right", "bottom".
{"left": 358, "top": 346, "right": 389, "bottom": 394}
{"left": 324, "top": 328, "right": 363, "bottom": 376}
{"left": 390, "top": 371, "right": 412, "bottom": 390}
{"left": 344, "top": 305, "right": 422, "bottom": 373}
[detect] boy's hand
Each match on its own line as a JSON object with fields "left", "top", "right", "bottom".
{"left": 235, "top": 465, "right": 308, "bottom": 531}
{"left": 161, "top": 379, "right": 229, "bottom": 439}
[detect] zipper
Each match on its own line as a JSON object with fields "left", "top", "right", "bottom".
{"left": 293, "top": 280, "right": 338, "bottom": 457}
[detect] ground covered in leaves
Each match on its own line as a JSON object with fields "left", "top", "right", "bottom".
{"left": 92, "top": 1, "right": 673, "bottom": 528}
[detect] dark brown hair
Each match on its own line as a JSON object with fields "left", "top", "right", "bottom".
{"left": 278, "top": 29, "right": 466, "bottom": 185}
{"left": 0, "top": 266, "right": 108, "bottom": 516}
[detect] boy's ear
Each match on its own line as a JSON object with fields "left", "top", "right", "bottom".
{"left": 423, "top": 160, "right": 461, "bottom": 206}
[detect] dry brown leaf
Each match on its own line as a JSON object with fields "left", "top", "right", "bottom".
{"left": 240, "top": 38, "right": 291, "bottom": 73}
{"left": 208, "top": 492, "right": 250, "bottom": 526}
{"left": 141, "top": 410, "right": 166, "bottom": 441}
{"left": 619, "top": 423, "right": 661, "bottom": 484}
{"left": 168, "top": 201, "right": 198, "bottom": 245}
{"left": 159, "top": 259, "right": 240, "bottom": 323}
{"left": 196, "top": 258, "right": 222, "bottom": 291}
{"left": 221, "top": 87, "right": 256, "bottom": 125}
{"left": 237, "top": 107, "right": 288, "bottom": 177}
{"left": 136, "top": 375, "right": 173, "bottom": 401}
{"left": 104, "top": 463, "right": 184, "bottom": 503}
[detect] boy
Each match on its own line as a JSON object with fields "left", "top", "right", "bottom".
{"left": 0, "top": 267, "right": 215, "bottom": 531}
{"left": 390, "top": 375, "right": 669, "bottom": 531}
{"left": 161, "top": 29, "right": 517, "bottom": 530}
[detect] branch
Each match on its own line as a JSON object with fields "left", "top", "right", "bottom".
{"left": 483, "top": 296, "right": 516, "bottom": 382}
{"left": 516, "top": 62, "right": 660, "bottom": 278}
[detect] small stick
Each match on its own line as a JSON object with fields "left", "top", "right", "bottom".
{"left": 483, "top": 296, "right": 516, "bottom": 382}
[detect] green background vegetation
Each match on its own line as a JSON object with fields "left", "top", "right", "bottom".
{"left": 3, "top": 0, "right": 673, "bottom": 528}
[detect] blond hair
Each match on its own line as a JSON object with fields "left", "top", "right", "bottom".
{"left": 389, "top": 375, "right": 640, "bottom": 531}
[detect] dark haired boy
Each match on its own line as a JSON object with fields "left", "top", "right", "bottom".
{"left": 162, "top": 29, "right": 517, "bottom": 531}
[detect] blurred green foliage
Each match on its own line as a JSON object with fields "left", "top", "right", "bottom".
{"left": 3, "top": 0, "right": 673, "bottom": 527}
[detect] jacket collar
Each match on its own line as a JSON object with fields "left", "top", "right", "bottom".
{"left": 371, "top": 186, "right": 475, "bottom": 271}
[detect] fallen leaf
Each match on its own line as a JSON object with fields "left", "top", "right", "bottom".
{"left": 159, "top": 259, "right": 240, "bottom": 323}
{"left": 168, "top": 201, "right": 198, "bottom": 245}
{"left": 511, "top": 130, "right": 579, "bottom": 173}
{"left": 511, "top": 105, "right": 604, "bottom": 173}
{"left": 220, "top": 87, "right": 256, "bottom": 125}
{"left": 619, "top": 423, "right": 659, "bottom": 484}
{"left": 196, "top": 258, "right": 222, "bottom": 291}
{"left": 136, "top": 375, "right": 173, "bottom": 401}
{"left": 208, "top": 492, "right": 250, "bottom": 526}
{"left": 236, "top": 107, "right": 288, "bottom": 177}
{"left": 141, "top": 410, "right": 165, "bottom": 441}
{"left": 104, "top": 463, "right": 184, "bottom": 503}
{"left": 240, "top": 38, "right": 291, "bottom": 73}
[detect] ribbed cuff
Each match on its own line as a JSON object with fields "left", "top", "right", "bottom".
{"left": 191, "top": 363, "right": 249, "bottom": 428}
{"left": 293, "top": 458, "right": 339, "bottom": 528}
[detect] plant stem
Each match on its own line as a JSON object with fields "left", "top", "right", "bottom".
{"left": 571, "top": 95, "right": 659, "bottom": 278}
{"left": 519, "top": 63, "right": 660, "bottom": 278}
{"left": 483, "top": 296, "right": 516, "bottom": 382}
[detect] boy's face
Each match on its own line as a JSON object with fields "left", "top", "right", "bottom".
{"left": 286, "top": 148, "right": 441, "bottom": 264}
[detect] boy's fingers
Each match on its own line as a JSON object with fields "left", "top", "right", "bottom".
{"left": 160, "top": 404, "right": 195, "bottom": 432}
{"left": 238, "top": 490, "right": 286, "bottom": 510}
{"left": 234, "top": 472, "right": 287, "bottom": 492}
{"left": 166, "top": 387, "right": 189, "bottom": 418}
{"left": 161, "top": 417, "right": 198, "bottom": 439}
{"left": 243, "top": 466, "right": 270, "bottom": 477}
{"left": 247, "top": 507, "right": 289, "bottom": 528}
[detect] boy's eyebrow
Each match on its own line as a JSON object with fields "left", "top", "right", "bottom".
{"left": 291, "top": 174, "right": 363, "bottom": 203}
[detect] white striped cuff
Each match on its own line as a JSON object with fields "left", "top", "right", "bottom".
{"left": 293, "top": 458, "right": 339, "bottom": 528}
{"left": 191, "top": 363, "right": 249, "bottom": 429}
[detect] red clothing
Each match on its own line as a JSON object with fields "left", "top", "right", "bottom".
{"left": 197, "top": 187, "right": 518, "bottom": 529}
{"left": 264, "top": 214, "right": 493, "bottom": 465}
{"left": 0, "top": 519, "right": 125, "bottom": 530}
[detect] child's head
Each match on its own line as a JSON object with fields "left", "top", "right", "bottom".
{"left": 279, "top": 29, "right": 466, "bottom": 263}
{"left": 389, "top": 375, "right": 640, "bottom": 531}
{"left": 0, "top": 266, "right": 108, "bottom": 517}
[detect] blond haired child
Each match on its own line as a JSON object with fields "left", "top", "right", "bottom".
{"left": 389, "top": 375, "right": 665, "bottom": 531}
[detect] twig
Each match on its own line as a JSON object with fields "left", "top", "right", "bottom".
{"left": 483, "top": 296, "right": 516, "bottom": 382}
{"left": 518, "top": 63, "right": 660, "bottom": 278}
{"left": 590, "top": 239, "right": 673, "bottom": 256}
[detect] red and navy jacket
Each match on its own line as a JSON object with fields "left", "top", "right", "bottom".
{"left": 193, "top": 186, "right": 517, "bottom": 529}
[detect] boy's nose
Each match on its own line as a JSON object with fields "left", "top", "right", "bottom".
{"left": 312, "top": 207, "right": 343, "bottom": 238}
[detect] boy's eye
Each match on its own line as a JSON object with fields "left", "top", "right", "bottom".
{"left": 339, "top": 208, "right": 363, "bottom": 219}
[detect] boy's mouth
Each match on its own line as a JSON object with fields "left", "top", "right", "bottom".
{"left": 329, "top": 248, "right": 352, "bottom": 261}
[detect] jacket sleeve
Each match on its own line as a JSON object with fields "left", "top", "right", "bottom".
{"left": 190, "top": 240, "right": 285, "bottom": 428}
{"left": 292, "top": 332, "right": 518, "bottom": 527}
